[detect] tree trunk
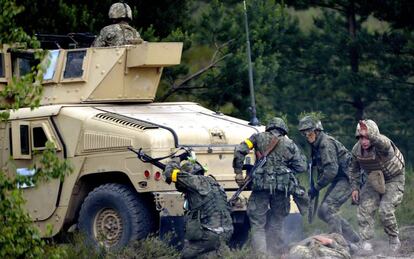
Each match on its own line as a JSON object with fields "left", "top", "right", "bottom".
{"left": 347, "top": 0, "right": 364, "bottom": 120}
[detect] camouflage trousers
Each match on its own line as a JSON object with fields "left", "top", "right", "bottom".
{"left": 357, "top": 173, "right": 405, "bottom": 241}
{"left": 247, "top": 190, "right": 290, "bottom": 254}
{"left": 318, "top": 178, "right": 360, "bottom": 243}
{"left": 181, "top": 230, "right": 231, "bottom": 259}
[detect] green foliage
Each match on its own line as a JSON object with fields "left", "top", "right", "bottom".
{"left": 0, "top": 174, "right": 45, "bottom": 258}
{"left": 33, "top": 141, "right": 73, "bottom": 182}
{"left": 0, "top": 141, "right": 73, "bottom": 258}
{"left": 0, "top": 0, "right": 73, "bottom": 257}
{"left": 298, "top": 111, "right": 325, "bottom": 121}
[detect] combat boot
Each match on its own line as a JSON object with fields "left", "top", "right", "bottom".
{"left": 389, "top": 236, "right": 401, "bottom": 254}
{"left": 357, "top": 240, "right": 373, "bottom": 256}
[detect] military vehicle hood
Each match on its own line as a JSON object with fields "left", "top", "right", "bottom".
{"left": 96, "top": 102, "right": 260, "bottom": 147}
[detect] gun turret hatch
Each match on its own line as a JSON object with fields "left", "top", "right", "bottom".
{"left": 0, "top": 42, "right": 183, "bottom": 104}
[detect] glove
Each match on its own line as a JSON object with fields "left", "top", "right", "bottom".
{"left": 164, "top": 170, "right": 172, "bottom": 185}
{"left": 234, "top": 169, "right": 245, "bottom": 187}
{"left": 308, "top": 186, "right": 319, "bottom": 199}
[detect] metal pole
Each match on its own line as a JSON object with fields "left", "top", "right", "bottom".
{"left": 243, "top": 0, "right": 259, "bottom": 126}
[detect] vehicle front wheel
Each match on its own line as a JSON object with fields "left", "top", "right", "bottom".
{"left": 78, "top": 183, "right": 151, "bottom": 249}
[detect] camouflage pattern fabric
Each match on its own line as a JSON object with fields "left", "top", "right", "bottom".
{"left": 181, "top": 231, "right": 232, "bottom": 259}
{"left": 287, "top": 233, "right": 351, "bottom": 259}
{"left": 310, "top": 132, "right": 359, "bottom": 242}
{"left": 164, "top": 161, "right": 233, "bottom": 259}
{"left": 247, "top": 190, "right": 290, "bottom": 254}
{"left": 349, "top": 122, "right": 405, "bottom": 242}
{"left": 319, "top": 178, "right": 360, "bottom": 242}
{"left": 357, "top": 174, "right": 404, "bottom": 241}
{"left": 350, "top": 126, "right": 405, "bottom": 190}
{"left": 93, "top": 22, "right": 143, "bottom": 47}
{"left": 233, "top": 129, "right": 307, "bottom": 253}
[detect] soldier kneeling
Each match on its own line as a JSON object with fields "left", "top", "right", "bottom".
{"left": 163, "top": 156, "right": 234, "bottom": 259}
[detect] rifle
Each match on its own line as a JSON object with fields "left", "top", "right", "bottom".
{"left": 307, "top": 160, "right": 319, "bottom": 223}
{"left": 128, "top": 147, "right": 167, "bottom": 170}
{"left": 229, "top": 137, "right": 279, "bottom": 204}
{"left": 128, "top": 147, "right": 202, "bottom": 173}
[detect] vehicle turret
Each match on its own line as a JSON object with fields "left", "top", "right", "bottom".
{"left": 0, "top": 42, "right": 182, "bottom": 104}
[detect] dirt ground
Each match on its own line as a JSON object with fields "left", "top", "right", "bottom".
{"left": 353, "top": 226, "right": 414, "bottom": 259}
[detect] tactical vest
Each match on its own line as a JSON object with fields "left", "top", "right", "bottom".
{"left": 356, "top": 142, "right": 405, "bottom": 180}
{"left": 251, "top": 133, "right": 297, "bottom": 194}
{"left": 186, "top": 176, "right": 233, "bottom": 235}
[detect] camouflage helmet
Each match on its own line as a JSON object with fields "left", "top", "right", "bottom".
{"left": 109, "top": 2, "right": 133, "bottom": 20}
{"left": 181, "top": 161, "right": 204, "bottom": 175}
{"left": 355, "top": 119, "right": 379, "bottom": 138}
{"left": 298, "top": 115, "right": 324, "bottom": 131}
{"left": 266, "top": 117, "right": 289, "bottom": 134}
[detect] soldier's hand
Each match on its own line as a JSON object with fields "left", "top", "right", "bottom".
{"left": 359, "top": 120, "right": 368, "bottom": 137}
{"left": 351, "top": 190, "right": 359, "bottom": 204}
{"left": 234, "top": 170, "right": 245, "bottom": 187}
{"left": 308, "top": 186, "right": 319, "bottom": 199}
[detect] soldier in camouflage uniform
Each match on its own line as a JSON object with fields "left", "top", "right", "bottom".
{"left": 286, "top": 233, "right": 351, "bottom": 259}
{"left": 163, "top": 157, "right": 233, "bottom": 259}
{"left": 298, "top": 116, "right": 360, "bottom": 244}
{"left": 233, "top": 117, "right": 307, "bottom": 255}
{"left": 93, "top": 2, "right": 143, "bottom": 47}
{"left": 350, "top": 120, "right": 405, "bottom": 254}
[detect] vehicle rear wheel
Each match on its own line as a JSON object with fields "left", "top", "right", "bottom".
{"left": 78, "top": 183, "right": 151, "bottom": 249}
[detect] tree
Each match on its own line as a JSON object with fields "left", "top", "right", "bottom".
{"left": 0, "top": 0, "right": 72, "bottom": 257}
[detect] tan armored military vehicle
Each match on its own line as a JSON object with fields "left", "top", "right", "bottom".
{"left": 0, "top": 38, "right": 302, "bottom": 248}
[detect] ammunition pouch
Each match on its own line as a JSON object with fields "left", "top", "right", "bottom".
{"left": 367, "top": 170, "right": 386, "bottom": 194}
{"left": 185, "top": 211, "right": 204, "bottom": 241}
{"left": 252, "top": 166, "right": 295, "bottom": 194}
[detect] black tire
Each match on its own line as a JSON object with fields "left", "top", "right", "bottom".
{"left": 78, "top": 183, "right": 151, "bottom": 249}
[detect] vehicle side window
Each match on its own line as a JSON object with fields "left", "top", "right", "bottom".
{"left": 43, "top": 50, "right": 60, "bottom": 81}
{"left": 11, "top": 121, "right": 31, "bottom": 159}
{"left": 32, "top": 126, "right": 48, "bottom": 149}
{"left": 63, "top": 50, "right": 86, "bottom": 79}
{"left": 0, "top": 53, "right": 4, "bottom": 78}
{"left": 11, "top": 52, "right": 36, "bottom": 77}
{"left": 20, "top": 125, "right": 30, "bottom": 155}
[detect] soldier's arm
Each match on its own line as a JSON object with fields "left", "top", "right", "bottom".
{"left": 171, "top": 170, "right": 210, "bottom": 195}
{"left": 288, "top": 142, "right": 307, "bottom": 174}
{"left": 232, "top": 134, "right": 257, "bottom": 172}
{"left": 369, "top": 132, "right": 392, "bottom": 155}
{"left": 92, "top": 28, "right": 107, "bottom": 47}
{"left": 349, "top": 154, "right": 362, "bottom": 191}
{"left": 315, "top": 141, "right": 339, "bottom": 190}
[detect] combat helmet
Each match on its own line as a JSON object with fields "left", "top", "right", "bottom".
{"left": 355, "top": 119, "right": 379, "bottom": 138}
{"left": 181, "top": 161, "right": 205, "bottom": 175}
{"left": 266, "top": 117, "right": 289, "bottom": 135}
{"left": 298, "top": 115, "right": 324, "bottom": 131}
{"left": 109, "top": 2, "right": 133, "bottom": 20}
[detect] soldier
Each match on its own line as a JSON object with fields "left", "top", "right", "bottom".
{"left": 350, "top": 120, "right": 405, "bottom": 254}
{"left": 233, "top": 117, "right": 307, "bottom": 255}
{"left": 298, "top": 115, "right": 360, "bottom": 244}
{"left": 286, "top": 233, "right": 351, "bottom": 259}
{"left": 93, "top": 2, "right": 143, "bottom": 47}
{"left": 163, "top": 157, "right": 233, "bottom": 259}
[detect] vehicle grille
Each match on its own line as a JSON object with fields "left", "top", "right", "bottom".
{"left": 95, "top": 112, "right": 159, "bottom": 130}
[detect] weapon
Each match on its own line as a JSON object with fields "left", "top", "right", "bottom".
{"left": 128, "top": 147, "right": 167, "bottom": 170}
{"left": 228, "top": 159, "right": 265, "bottom": 204}
{"left": 128, "top": 147, "right": 202, "bottom": 173}
{"left": 229, "top": 137, "right": 279, "bottom": 204}
{"left": 308, "top": 160, "right": 319, "bottom": 223}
